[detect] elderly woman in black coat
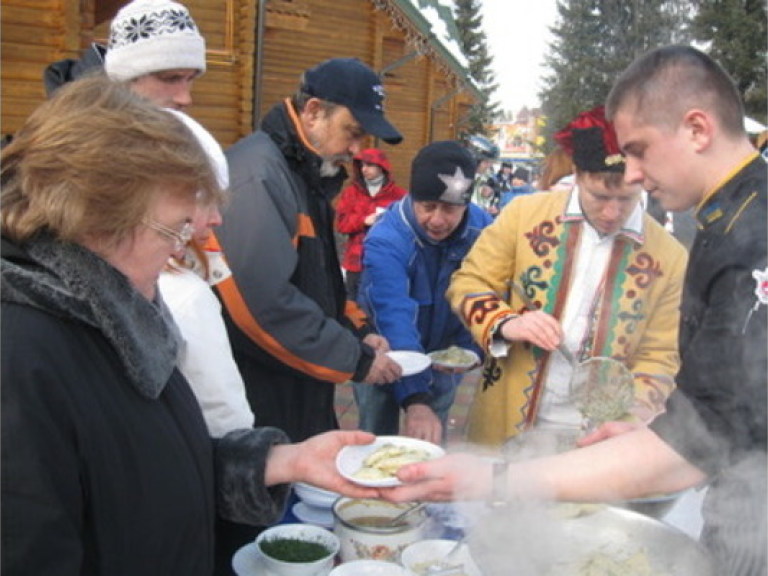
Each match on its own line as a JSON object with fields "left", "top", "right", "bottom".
{"left": 0, "top": 76, "right": 376, "bottom": 576}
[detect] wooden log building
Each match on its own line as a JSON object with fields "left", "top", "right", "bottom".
{"left": 1, "top": 0, "right": 480, "bottom": 183}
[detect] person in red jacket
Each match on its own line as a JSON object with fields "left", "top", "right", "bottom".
{"left": 336, "top": 148, "right": 407, "bottom": 300}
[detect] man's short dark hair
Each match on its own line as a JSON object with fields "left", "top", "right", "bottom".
{"left": 606, "top": 45, "right": 745, "bottom": 138}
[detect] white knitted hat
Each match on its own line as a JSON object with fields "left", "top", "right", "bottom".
{"left": 105, "top": 0, "right": 206, "bottom": 82}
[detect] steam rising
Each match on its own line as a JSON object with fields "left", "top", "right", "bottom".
{"left": 443, "top": 422, "right": 764, "bottom": 574}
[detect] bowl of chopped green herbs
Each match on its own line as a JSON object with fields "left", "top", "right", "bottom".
{"left": 256, "top": 523, "right": 339, "bottom": 576}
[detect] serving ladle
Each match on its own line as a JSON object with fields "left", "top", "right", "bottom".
{"left": 511, "top": 282, "right": 634, "bottom": 428}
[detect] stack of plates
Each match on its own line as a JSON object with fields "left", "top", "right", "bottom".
{"left": 292, "top": 482, "right": 339, "bottom": 528}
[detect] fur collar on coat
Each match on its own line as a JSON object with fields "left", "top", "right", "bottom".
{"left": 1, "top": 235, "right": 180, "bottom": 400}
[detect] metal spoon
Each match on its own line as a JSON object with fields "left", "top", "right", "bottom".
{"left": 511, "top": 281, "right": 634, "bottom": 427}
{"left": 426, "top": 536, "right": 467, "bottom": 575}
{"left": 386, "top": 502, "right": 426, "bottom": 527}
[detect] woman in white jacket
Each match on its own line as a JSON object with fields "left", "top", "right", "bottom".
{"left": 158, "top": 110, "right": 254, "bottom": 438}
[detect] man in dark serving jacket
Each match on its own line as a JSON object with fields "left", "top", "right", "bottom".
{"left": 382, "top": 45, "right": 767, "bottom": 576}
{"left": 214, "top": 58, "right": 402, "bottom": 443}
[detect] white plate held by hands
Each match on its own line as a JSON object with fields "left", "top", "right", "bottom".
{"left": 336, "top": 435, "right": 445, "bottom": 487}
{"left": 386, "top": 351, "right": 432, "bottom": 376}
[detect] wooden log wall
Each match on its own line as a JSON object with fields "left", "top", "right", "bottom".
{"left": 1, "top": 0, "right": 476, "bottom": 184}
{"left": 1, "top": 0, "right": 82, "bottom": 136}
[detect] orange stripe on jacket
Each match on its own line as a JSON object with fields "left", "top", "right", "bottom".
{"left": 294, "top": 213, "right": 315, "bottom": 247}
{"left": 217, "top": 275, "right": 353, "bottom": 383}
{"left": 345, "top": 300, "right": 368, "bottom": 330}
{"left": 210, "top": 230, "right": 352, "bottom": 383}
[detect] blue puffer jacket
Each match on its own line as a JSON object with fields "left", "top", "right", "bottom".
{"left": 498, "top": 183, "right": 535, "bottom": 211}
{"left": 358, "top": 196, "right": 492, "bottom": 404}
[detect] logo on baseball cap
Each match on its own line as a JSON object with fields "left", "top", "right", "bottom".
{"left": 302, "top": 58, "right": 403, "bottom": 145}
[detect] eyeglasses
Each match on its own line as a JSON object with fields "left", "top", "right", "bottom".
{"left": 143, "top": 218, "right": 194, "bottom": 252}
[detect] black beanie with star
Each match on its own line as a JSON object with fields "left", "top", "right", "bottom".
{"left": 409, "top": 141, "right": 476, "bottom": 205}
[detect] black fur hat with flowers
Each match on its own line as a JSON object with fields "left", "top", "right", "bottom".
{"left": 554, "top": 106, "right": 625, "bottom": 173}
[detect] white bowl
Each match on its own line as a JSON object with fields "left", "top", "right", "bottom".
{"left": 400, "top": 539, "right": 482, "bottom": 576}
{"left": 255, "top": 523, "right": 339, "bottom": 576}
{"left": 292, "top": 502, "right": 335, "bottom": 529}
{"left": 294, "top": 482, "right": 340, "bottom": 509}
{"left": 329, "top": 559, "right": 406, "bottom": 575}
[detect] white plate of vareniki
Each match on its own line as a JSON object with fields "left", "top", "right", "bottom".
{"left": 336, "top": 436, "right": 445, "bottom": 487}
{"left": 428, "top": 346, "right": 480, "bottom": 370}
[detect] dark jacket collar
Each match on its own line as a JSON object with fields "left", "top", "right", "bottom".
{"left": 696, "top": 153, "right": 765, "bottom": 229}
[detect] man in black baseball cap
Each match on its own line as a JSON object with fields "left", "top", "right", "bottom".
{"left": 216, "top": 56, "right": 403, "bottom": 448}
{"left": 302, "top": 57, "right": 402, "bottom": 145}
{"left": 214, "top": 55, "right": 404, "bottom": 563}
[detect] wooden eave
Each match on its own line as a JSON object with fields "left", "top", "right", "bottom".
{"left": 370, "top": 0, "right": 481, "bottom": 101}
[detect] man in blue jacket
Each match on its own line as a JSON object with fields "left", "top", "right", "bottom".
{"left": 357, "top": 141, "right": 493, "bottom": 444}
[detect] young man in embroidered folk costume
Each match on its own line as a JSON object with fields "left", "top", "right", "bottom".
{"left": 445, "top": 105, "right": 688, "bottom": 447}
{"left": 381, "top": 46, "right": 767, "bottom": 576}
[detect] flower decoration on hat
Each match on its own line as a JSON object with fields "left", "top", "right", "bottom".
{"left": 554, "top": 106, "right": 625, "bottom": 173}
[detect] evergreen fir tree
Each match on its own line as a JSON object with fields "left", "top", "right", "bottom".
{"left": 538, "top": 0, "right": 693, "bottom": 148}
{"left": 691, "top": 0, "right": 767, "bottom": 124}
{"left": 453, "top": 0, "right": 500, "bottom": 134}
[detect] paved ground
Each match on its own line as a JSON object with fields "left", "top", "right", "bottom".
{"left": 334, "top": 368, "right": 482, "bottom": 446}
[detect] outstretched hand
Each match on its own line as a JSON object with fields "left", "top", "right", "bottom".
{"left": 363, "top": 350, "right": 402, "bottom": 384}
{"left": 267, "top": 430, "right": 380, "bottom": 499}
{"left": 362, "top": 333, "right": 391, "bottom": 352}
{"left": 379, "top": 453, "right": 493, "bottom": 503}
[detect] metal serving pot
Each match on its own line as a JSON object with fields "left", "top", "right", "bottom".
{"left": 332, "top": 498, "right": 427, "bottom": 564}
{"left": 468, "top": 504, "right": 714, "bottom": 576}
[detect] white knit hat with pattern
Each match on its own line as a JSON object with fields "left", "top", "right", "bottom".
{"left": 105, "top": 0, "right": 206, "bottom": 82}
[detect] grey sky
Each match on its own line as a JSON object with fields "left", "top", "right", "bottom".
{"left": 481, "top": 0, "right": 558, "bottom": 114}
